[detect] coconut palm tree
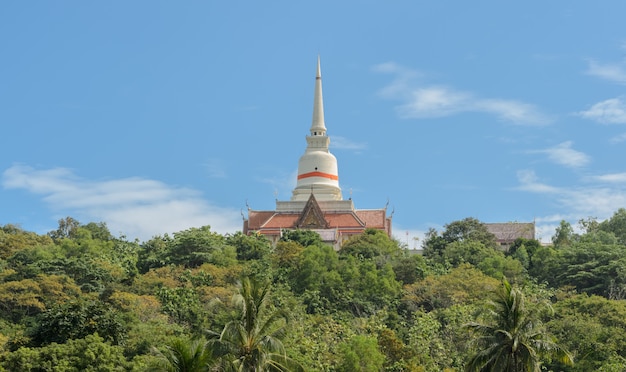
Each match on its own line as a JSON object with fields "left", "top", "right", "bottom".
{"left": 154, "top": 337, "right": 214, "bottom": 372}
{"left": 465, "top": 280, "right": 573, "bottom": 372}
{"left": 212, "top": 276, "right": 303, "bottom": 372}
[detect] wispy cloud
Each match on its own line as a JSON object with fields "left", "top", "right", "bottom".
{"left": 516, "top": 170, "right": 560, "bottom": 193}
{"left": 2, "top": 165, "right": 243, "bottom": 241}
{"left": 610, "top": 132, "right": 626, "bottom": 144}
{"left": 373, "top": 62, "right": 552, "bottom": 125}
{"left": 516, "top": 169, "right": 626, "bottom": 228}
{"left": 578, "top": 97, "right": 626, "bottom": 124}
{"left": 586, "top": 59, "right": 626, "bottom": 85}
{"left": 331, "top": 136, "right": 367, "bottom": 151}
{"left": 528, "top": 141, "right": 591, "bottom": 169}
{"left": 204, "top": 158, "right": 227, "bottom": 178}
{"left": 588, "top": 172, "right": 626, "bottom": 183}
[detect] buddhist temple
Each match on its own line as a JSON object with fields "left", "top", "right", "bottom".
{"left": 243, "top": 57, "right": 392, "bottom": 249}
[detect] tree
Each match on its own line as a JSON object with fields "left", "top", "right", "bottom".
{"left": 552, "top": 220, "right": 575, "bottom": 248}
{"left": 465, "top": 280, "right": 572, "bottom": 372}
{"left": 168, "top": 226, "right": 236, "bottom": 268}
{"left": 598, "top": 208, "right": 626, "bottom": 245}
{"left": 156, "top": 286, "right": 204, "bottom": 330}
{"left": 153, "top": 337, "right": 214, "bottom": 372}
{"left": 0, "top": 224, "right": 53, "bottom": 259}
{"left": 280, "top": 229, "right": 324, "bottom": 248}
{"left": 423, "top": 218, "right": 497, "bottom": 260}
{"left": 339, "top": 228, "right": 402, "bottom": 260}
{"left": 212, "top": 276, "right": 302, "bottom": 371}
{"left": 337, "top": 335, "right": 385, "bottom": 372}
{"left": 47, "top": 216, "right": 81, "bottom": 241}
{"left": 29, "top": 299, "right": 126, "bottom": 347}
{"left": 1, "top": 334, "right": 134, "bottom": 371}
{"left": 507, "top": 238, "right": 541, "bottom": 270}
{"left": 403, "top": 264, "right": 500, "bottom": 312}
{"left": 547, "top": 294, "right": 626, "bottom": 371}
{"left": 545, "top": 241, "right": 626, "bottom": 298}
{"left": 226, "top": 232, "right": 272, "bottom": 261}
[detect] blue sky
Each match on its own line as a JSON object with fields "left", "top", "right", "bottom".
{"left": 2, "top": 2, "right": 626, "bottom": 246}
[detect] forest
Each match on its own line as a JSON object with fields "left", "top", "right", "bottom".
{"left": 1, "top": 209, "right": 626, "bottom": 371}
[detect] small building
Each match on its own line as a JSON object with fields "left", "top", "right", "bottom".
{"left": 243, "top": 57, "right": 392, "bottom": 249}
{"left": 485, "top": 222, "right": 535, "bottom": 251}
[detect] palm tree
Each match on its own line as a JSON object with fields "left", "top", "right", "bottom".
{"left": 212, "top": 276, "right": 303, "bottom": 371}
{"left": 465, "top": 280, "right": 573, "bottom": 372}
{"left": 153, "top": 337, "right": 214, "bottom": 372}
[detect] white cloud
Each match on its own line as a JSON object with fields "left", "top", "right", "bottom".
{"left": 204, "top": 158, "right": 227, "bottom": 178}
{"left": 588, "top": 172, "right": 626, "bottom": 183}
{"left": 578, "top": 97, "right": 626, "bottom": 124}
{"left": 529, "top": 141, "right": 591, "bottom": 169}
{"left": 610, "top": 132, "right": 626, "bottom": 144}
{"left": 516, "top": 170, "right": 560, "bottom": 193}
{"left": 372, "top": 62, "right": 421, "bottom": 99}
{"left": 586, "top": 59, "right": 626, "bottom": 85}
{"left": 374, "top": 63, "right": 552, "bottom": 125}
{"left": 516, "top": 169, "right": 626, "bottom": 239}
{"left": 2, "top": 165, "right": 243, "bottom": 241}
{"left": 331, "top": 136, "right": 367, "bottom": 151}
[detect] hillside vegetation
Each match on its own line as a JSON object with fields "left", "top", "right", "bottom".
{"left": 1, "top": 210, "right": 626, "bottom": 371}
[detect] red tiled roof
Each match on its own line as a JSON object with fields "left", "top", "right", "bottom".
{"left": 262, "top": 214, "right": 299, "bottom": 228}
{"left": 247, "top": 211, "right": 276, "bottom": 229}
{"left": 355, "top": 209, "right": 387, "bottom": 228}
{"left": 247, "top": 208, "right": 388, "bottom": 230}
{"left": 325, "top": 213, "right": 364, "bottom": 227}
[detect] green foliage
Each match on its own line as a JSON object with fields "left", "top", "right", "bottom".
{"left": 598, "top": 208, "right": 626, "bottom": 245}
{"left": 152, "top": 336, "right": 214, "bottom": 372}
{"left": 168, "top": 226, "right": 233, "bottom": 268}
{"left": 47, "top": 217, "right": 81, "bottom": 242}
{"left": 1, "top": 334, "right": 134, "bottom": 371}
{"left": 547, "top": 294, "right": 626, "bottom": 371}
{"left": 423, "top": 218, "right": 497, "bottom": 262}
{"left": 403, "top": 264, "right": 500, "bottom": 312}
{"left": 211, "top": 276, "right": 302, "bottom": 371}
{"left": 38, "top": 256, "right": 114, "bottom": 293}
{"left": 29, "top": 299, "right": 126, "bottom": 347}
{"left": 442, "top": 240, "right": 496, "bottom": 269}
{"left": 137, "top": 235, "right": 172, "bottom": 273}
{"left": 293, "top": 244, "right": 401, "bottom": 316}
{"left": 226, "top": 231, "right": 272, "bottom": 261}
{"left": 536, "top": 241, "right": 626, "bottom": 298}
{"left": 507, "top": 238, "right": 541, "bottom": 270}
{"left": 552, "top": 220, "right": 575, "bottom": 248}
{"left": 0, "top": 278, "right": 46, "bottom": 322}
{"left": 339, "top": 228, "right": 402, "bottom": 260}
{"left": 283, "top": 313, "right": 355, "bottom": 370}
{"left": 0, "top": 274, "right": 80, "bottom": 323}
{"left": 280, "top": 229, "right": 324, "bottom": 247}
{"left": 337, "top": 335, "right": 385, "bottom": 372}
{"left": 465, "top": 280, "right": 573, "bottom": 372}
{"left": 156, "top": 287, "right": 204, "bottom": 330}
{"left": 0, "top": 224, "right": 53, "bottom": 260}
{"left": 476, "top": 254, "right": 526, "bottom": 283}
{"left": 5, "top": 213, "right": 626, "bottom": 370}
{"left": 391, "top": 254, "right": 428, "bottom": 285}
{"left": 407, "top": 309, "right": 460, "bottom": 370}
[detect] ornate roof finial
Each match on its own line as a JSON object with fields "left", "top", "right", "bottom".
{"left": 310, "top": 55, "right": 326, "bottom": 136}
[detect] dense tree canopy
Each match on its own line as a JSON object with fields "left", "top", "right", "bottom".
{"left": 1, "top": 211, "right": 626, "bottom": 370}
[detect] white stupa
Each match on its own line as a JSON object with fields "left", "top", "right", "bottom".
{"left": 244, "top": 57, "right": 392, "bottom": 248}
{"left": 291, "top": 56, "right": 342, "bottom": 202}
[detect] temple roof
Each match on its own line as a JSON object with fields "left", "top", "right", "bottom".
{"left": 247, "top": 208, "right": 387, "bottom": 231}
